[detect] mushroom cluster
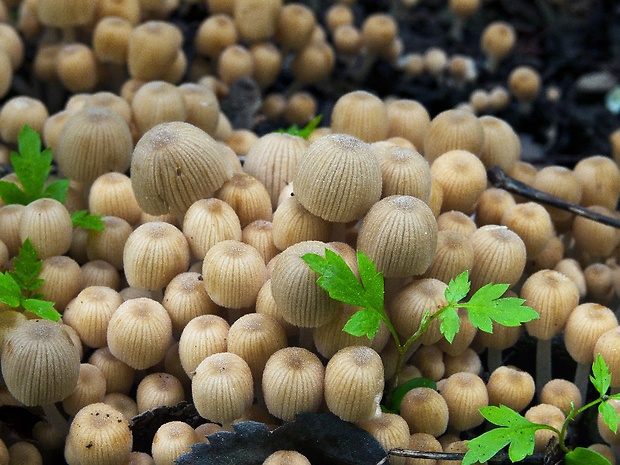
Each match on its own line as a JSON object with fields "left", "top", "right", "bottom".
{"left": 0, "top": 1, "right": 618, "bottom": 464}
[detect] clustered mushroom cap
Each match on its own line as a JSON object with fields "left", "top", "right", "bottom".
{"left": 2, "top": 319, "right": 80, "bottom": 406}
{"left": 191, "top": 352, "right": 254, "bottom": 425}
{"left": 64, "top": 402, "right": 132, "bottom": 465}
{"left": 130, "top": 121, "right": 233, "bottom": 216}
{"left": 358, "top": 195, "right": 438, "bottom": 277}
{"left": 324, "top": 346, "right": 384, "bottom": 422}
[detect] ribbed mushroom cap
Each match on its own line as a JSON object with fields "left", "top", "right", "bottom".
{"left": 55, "top": 106, "right": 132, "bottom": 184}
{"left": 522, "top": 269, "right": 579, "bottom": 341}
{"left": 399, "top": 387, "right": 449, "bottom": 437}
{"left": 330, "top": 91, "right": 389, "bottom": 143}
{"left": 64, "top": 402, "right": 132, "bottom": 465}
{"left": 201, "top": 240, "right": 267, "bottom": 309}
{"left": 270, "top": 241, "right": 342, "bottom": 328}
{"left": 358, "top": 195, "right": 438, "bottom": 277}
{"left": 423, "top": 108, "right": 484, "bottom": 163}
{"left": 107, "top": 298, "right": 172, "bottom": 370}
{"left": 2, "top": 319, "right": 80, "bottom": 406}
{"left": 123, "top": 221, "right": 190, "bottom": 291}
{"left": 243, "top": 132, "right": 308, "bottom": 209}
{"left": 130, "top": 121, "right": 233, "bottom": 216}
{"left": 192, "top": 352, "right": 254, "bottom": 424}
{"left": 294, "top": 133, "right": 382, "bottom": 223}
{"left": 324, "top": 346, "right": 384, "bottom": 422}
{"left": 262, "top": 346, "right": 324, "bottom": 421}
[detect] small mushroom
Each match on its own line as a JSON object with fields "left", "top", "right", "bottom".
{"left": 130, "top": 121, "right": 233, "bottom": 217}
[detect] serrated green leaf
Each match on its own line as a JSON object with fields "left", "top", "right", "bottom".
{"left": 599, "top": 400, "right": 620, "bottom": 434}
{"left": 463, "top": 405, "right": 541, "bottom": 464}
{"left": 342, "top": 308, "right": 382, "bottom": 338}
{"left": 71, "top": 210, "right": 105, "bottom": 231}
{"left": 0, "top": 180, "right": 29, "bottom": 205}
{"left": 439, "top": 306, "right": 460, "bottom": 343}
{"left": 0, "top": 273, "right": 22, "bottom": 307}
{"left": 22, "top": 298, "right": 61, "bottom": 322}
{"left": 389, "top": 377, "right": 436, "bottom": 412}
{"left": 356, "top": 250, "right": 383, "bottom": 312}
{"left": 445, "top": 270, "right": 470, "bottom": 304}
{"left": 464, "top": 292, "right": 538, "bottom": 334}
{"left": 42, "top": 179, "right": 70, "bottom": 204}
{"left": 591, "top": 353, "right": 612, "bottom": 397}
{"left": 302, "top": 250, "right": 370, "bottom": 309}
{"left": 463, "top": 427, "right": 515, "bottom": 465}
{"left": 297, "top": 114, "right": 322, "bottom": 139}
{"left": 10, "top": 239, "right": 42, "bottom": 291}
{"left": 565, "top": 447, "right": 612, "bottom": 465}
{"left": 12, "top": 126, "right": 51, "bottom": 201}
{"left": 468, "top": 282, "right": 510, "bottom": 307}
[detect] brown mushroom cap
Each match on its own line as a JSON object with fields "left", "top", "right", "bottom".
{"left": 2, "top": 319, "right": 80, "bottom": 406}
{"left": 55, "top": 106, "right": 133, "bottom": 184}
{"left": 330, "top": 90, "right": 389, "bottom": 143}
{"left": 64, "top": 402, "right": 132, "bottom": 465}
{"left": 358, "top": 195, "right": 438, "bottom": 277}
{"left": 293, "top": 133, "right": 382, "bottom": 223}
{"left": 130, "top": 121, "right": 233, "bottom": 216}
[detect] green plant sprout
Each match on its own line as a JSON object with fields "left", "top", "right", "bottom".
{"left": 302, "top": 248, "right": 539, "bottom": 407}
{"left": 276, "top": 114, "right": 322, "bottom": 139}
{"left": 0, "top": 125, "right": 104, "bottom": 231}
{"left": 0, "top": 239, "right": 60, "bottom": 321}
{"left": 463, "top": 354, "right": 620, "bottom": 465}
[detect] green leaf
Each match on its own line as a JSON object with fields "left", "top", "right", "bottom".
{"left": 342, "top": 308, "right": 382, "bottom": 339}
{"left": 276, "top": 115, "right": 322, "bottom": 139}
{"left": 22, "top": 298, "right": 61, "bottom": 322}
{"left": 389, "top": 377, "right": 436, "bottom": 412}
{"left": 565, "top": 447, "right": 612, "bottom": 465}
{"left": 462, "top": 283, "right": 538, "bottom": 334}
{"left": 302, "top": 250, "right": 371, "bottom": 309}
{"left": 0, "top": 273, "right": 22, "bottom": 307}
{"left": 445, "top": 270, "right": 470, "bottom": 304}
{"left": 439, "top": 306, "right": 460, "bottom": 343}
{"left": 463, "top": 405, "right": 541, "bottom": 465}
{"left": 599, "top": 400, "right": 620, "bottom": 434}
{"left": 12, "top": 126, "right": 52, "bottom": 203}
{"left": 591, "top": 353, "right": 612, "bottom": 397}
{"left": 0, "top": 180, "right": 28, "bottom": 205}
{"left": 43, "top": 179, "right": 70, "bottom": 204}
{"left": 0, "top": 125, "right": 70, "bottom": 205}
{"left": 356, "top": 250, "right": 384, "bottom": 313}
{"left": 71, "top": 210, "right": 105, "bottom": 231}
{"left": 10, "top": 239, "right": 43, "bottom": 292}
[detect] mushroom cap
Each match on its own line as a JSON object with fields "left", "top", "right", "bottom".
{"left": 130, "top": 121, "right": 233, "bottom": 216}
{"left": 293, "top": 133, "right": 382, "bottom": 223}
{"left": 55, "top": 106, "right": 133, "bottom": 184}
{"left": 358, "top": 195, "right": 438, "bottom": 277}
{"left": 2, "top": 319, "right": 80, "bottom": 406}
{"left": 330, "top": 91, "right": 389, "bottom": 143}
{"left": 191, "top": 352, "right": 254, "bottom": 424}
{"left": 324, "top": 346, "right": 384, "bottom": 422}
{"left": 64, "top": 402, "right": 132, "bottom": 465}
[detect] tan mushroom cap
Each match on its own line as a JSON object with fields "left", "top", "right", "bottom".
{"left": 55, "top": 106, "right": 133, "bottom": 184}
{"left": 130, "top": 121, "right": 233, "bottom": 216}
{"left": 293, "top": 133, "right": 382, "bottom": 223}
{"left": 2, "top": 319, "right": 80, "bottom": 406}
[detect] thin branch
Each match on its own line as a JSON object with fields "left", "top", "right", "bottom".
{"left": 379, "top": 447, "right": 547, "bottom": 464}
{"left": 487, "top": 166, "right": 620, "bottom": 229}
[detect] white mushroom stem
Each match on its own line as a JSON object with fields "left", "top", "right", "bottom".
{"left": 574, "top": 362, "right": 591, "bottom": 399}
{"left": 536, "top": 338, "right": 552, "bottom": 399}
{"left": 42, "top": 403, "right": 69, "bottom": 438}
